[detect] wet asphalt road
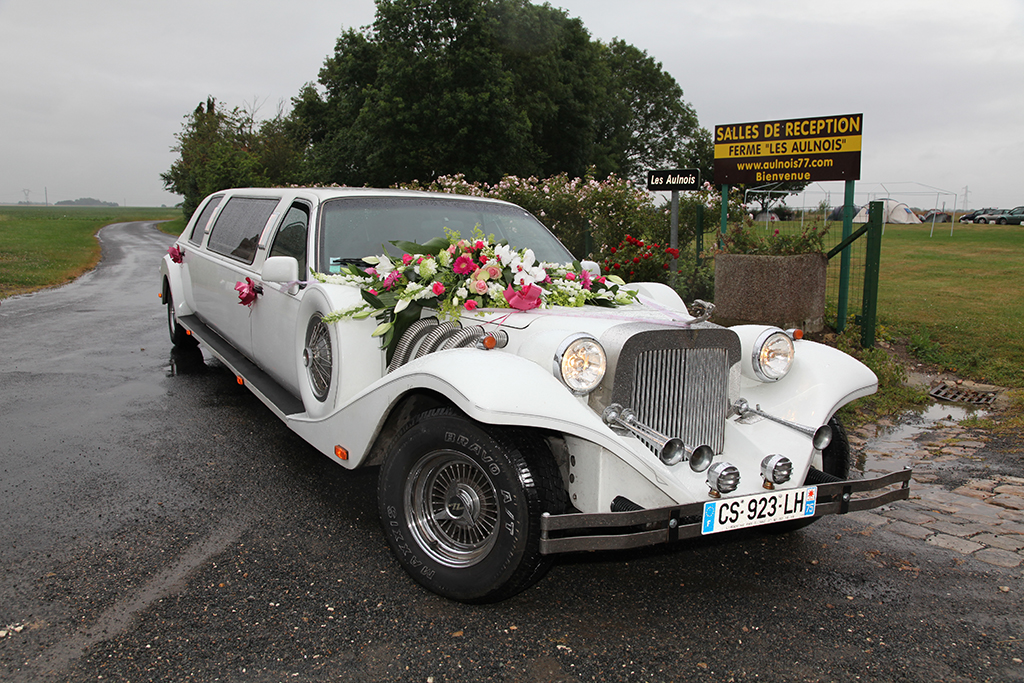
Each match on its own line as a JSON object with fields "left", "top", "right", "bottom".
{"left": 1, "top": 221, "right": 1022, "bottom": 682}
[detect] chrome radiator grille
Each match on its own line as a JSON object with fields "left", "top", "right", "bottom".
{"left": 607, "top": 325, "right": 740, "bottom": 457}
{"left": 629, "top": 347, "right": 730, "bottom": 454}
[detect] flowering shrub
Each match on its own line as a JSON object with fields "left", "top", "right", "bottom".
{"left": 714, "top": 219, "right": 829, "bottom": 256}
{"left": 397, "top": 169, "right": 662, "bottom": 260}
{"left": 397, "top": 175, "right": 731, "bottom": 302}
{"left": 313, "top": 229, "right": 635, "bottom": 356}
{"left": 601, "top": 234, "right": 680, "bottom": 282}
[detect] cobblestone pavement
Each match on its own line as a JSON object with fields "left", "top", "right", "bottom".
{"left": 846, "top": 406, "right": 1024, "bottom": 571}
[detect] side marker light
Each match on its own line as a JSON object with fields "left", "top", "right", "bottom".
{"left": 334, "top": 445, "right": 349, "bottom": 460}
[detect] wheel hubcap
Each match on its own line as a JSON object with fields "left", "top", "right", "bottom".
{"left": 407, "top": 452, "right": 499, "bottom": 567}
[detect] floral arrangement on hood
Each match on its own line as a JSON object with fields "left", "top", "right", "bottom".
{"left": 312, "top": 230, "right": 635, "bottom": 357}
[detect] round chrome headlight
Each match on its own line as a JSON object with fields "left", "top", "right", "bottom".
{"left": 555, "top": 334, "right": 606, "bottom": 395}
{"left": 752, "top": 329, "right": 794, "bottom": 382}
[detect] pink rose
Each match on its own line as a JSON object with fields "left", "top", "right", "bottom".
{"left": 474, "top": 240, "right": 485, "bottom": 250}
{"left": 472, "top": 279, "right": 488, "bottom": 295}
{"left": 503, "top": 283, "right": 542, "bottom": 311}
{"left": 432, "top": 281, "right": 445, "bottom": 296}
{"left": 402, "top": 253, "right": 413, "bottom": 265}
{"left": 464, "top": 300, "right": 478, "bottom": 311}
{"left": 564, "top": 272, "right": 576, "bottom": 281}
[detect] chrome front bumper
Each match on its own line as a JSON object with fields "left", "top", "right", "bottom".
{"left": 539, "top": 468, "right": 912, "bottom": 555}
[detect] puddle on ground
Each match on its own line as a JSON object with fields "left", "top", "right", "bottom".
{"left": 855, "top": 402, "right": 988, "bottom": 474}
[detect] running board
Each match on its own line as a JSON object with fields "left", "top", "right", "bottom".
{"left": 177, "top": 315, "right": 305, "bottom": 418}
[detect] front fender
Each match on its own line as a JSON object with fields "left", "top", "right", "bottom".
{"left": 731, "top": 325, "right": 877, "bottom": 427}
{"left": 287, "top": 349, "right": 623, "bottom": 469}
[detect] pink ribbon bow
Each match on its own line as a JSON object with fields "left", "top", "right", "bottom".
{"left": 235, "top": 278, "right": 260, "bottom": 307}
{"left": 502, "top": 283, "right": 542, "bottom": 311}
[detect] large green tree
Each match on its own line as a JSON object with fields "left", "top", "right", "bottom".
{"left": 290, "top": 0, "right": 703, "bottom": 187}
{"left": 162, "top": 98, "right": 300, "bottom": 217}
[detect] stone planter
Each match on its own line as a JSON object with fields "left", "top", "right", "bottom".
{"left": 712, "top": 253, "right": 828, "bottom": 333}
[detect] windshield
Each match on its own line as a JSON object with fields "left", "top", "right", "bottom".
{"left": 317, "top": 196, "right": 573, "bottom": 273}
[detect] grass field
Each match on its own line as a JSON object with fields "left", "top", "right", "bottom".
{"left": 0, "top": 206, "right": 179, "bottom": 298}
{"left": 3, "top": 206, "right": 1021, "bottom": 391}
{"left": 790, "top": 219, "right": 1024, "bottom": 389}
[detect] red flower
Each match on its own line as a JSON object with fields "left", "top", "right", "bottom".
{"left": 610, "top": 247, "right": 617, "bottom": 254}
{"left": 168, "top": 245, "right": 184, "bottom": 264}
{"left": 633, "top": 257, "right": 640, "bottom": 264}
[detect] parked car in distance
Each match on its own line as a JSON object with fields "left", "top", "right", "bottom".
{"left": 993, "top": 206, "right": 1024, "bottom": 225}
{"left": 972, "top": 208, "right": 1006, "bottom": 224}
{"left": 959, "top": 208, "right": 999, "bottom": 223}
{"left": 160, "top": 187, "right": 911, "bottom": 602}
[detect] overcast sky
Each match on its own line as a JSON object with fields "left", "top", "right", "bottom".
{"left": 2, "top": 0, "right": 1022, "bottom": 211}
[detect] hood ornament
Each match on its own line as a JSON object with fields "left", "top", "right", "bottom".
{"left": 688, "top": 300, "right": 715, "bottom": 324}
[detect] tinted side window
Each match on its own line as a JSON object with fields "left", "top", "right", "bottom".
{"left": 188, "top": 195, "right": 222, "bottom": 245}
{"left": 207, "top": 197, "right": 279, "bottom": 264}
{"left": 268, "top": 203, "right": 309, "bottom": 277}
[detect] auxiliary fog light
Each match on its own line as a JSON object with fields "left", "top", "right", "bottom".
{"left": 760, "top": 454, "right": 793, "bottom": 489}
{"left": 707, "top": 462, "right": 740, "bottom": 498}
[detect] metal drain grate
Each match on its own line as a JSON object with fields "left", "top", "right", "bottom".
{"left": 929, "top": 381, "right": 997, "bottom": 405}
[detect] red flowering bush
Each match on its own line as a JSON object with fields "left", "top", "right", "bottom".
{"left": 601, "top": 234, "right": 682, "bottom": 283}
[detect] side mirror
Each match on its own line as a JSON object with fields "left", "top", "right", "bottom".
{"left": 581, "top": 260, "right": 602, "bottom": 276}
{"left": 262, "top": 256, "right": 300, "bottom": 293}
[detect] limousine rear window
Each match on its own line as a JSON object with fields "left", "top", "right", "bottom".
{"left": 207, "top": 197, "right": 279, "bottom": 264}
{"left": 188, "top": 194, "right": 222, "bottom": 245}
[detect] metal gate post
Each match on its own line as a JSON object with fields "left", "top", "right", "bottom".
{"left": 835, "top": 180, "right": 855, "bottom": 332}
{"left": 860, "top": 200, "right": 883, "bottom": 348}
{"left": 696, "top": 204, "right": 705, "bottom": 266}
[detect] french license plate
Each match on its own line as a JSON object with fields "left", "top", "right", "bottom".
{"left": 701, "top": 486, "right": 817, "bottom": 534}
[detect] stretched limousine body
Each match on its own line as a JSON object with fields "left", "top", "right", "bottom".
{"left": 160, "top": 187, "right": 910, "bottom": 602}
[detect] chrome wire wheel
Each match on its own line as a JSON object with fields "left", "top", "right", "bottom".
{"left": 405, "top": 450, "right": 499, "bottom": 568}
{"left": 303, "top": 314, "right": 333, "bottom": 401}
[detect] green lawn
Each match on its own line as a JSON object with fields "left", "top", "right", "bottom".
{"left": 752, "top": 218, "right": 1024, "bottom": 388}
{"left": 0, "top": 206, "right": 180, "bottom": 298}
{"left": 872, "top": 223, "right": 1024, "bottom": 387}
